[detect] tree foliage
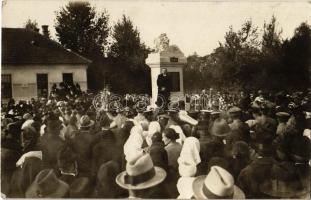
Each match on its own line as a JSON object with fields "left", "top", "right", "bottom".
{"left": 24, "top": 19, "right": 39, "bottom": 32}
{"left": 107, "top": 15, "right": 151, "bottom": 93}
{"left": 109, "top": 15, "right": 150, "bottom": 70}
{"left": 184, "top": 17, "right": 311, "bottom": 92}
{"left": 55, "top": 1, "right": 109, "bottom": 57}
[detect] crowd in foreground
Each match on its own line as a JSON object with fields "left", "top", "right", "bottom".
{"left": 1, "top": 83, "right": 311, "bottom": 199}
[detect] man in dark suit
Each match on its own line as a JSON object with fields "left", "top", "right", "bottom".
{"left": 157, "top": 68, "right": 172, "bottom": 110}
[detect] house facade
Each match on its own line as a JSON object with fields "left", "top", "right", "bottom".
{"left": 2, "top": 28, "right": 91, "bottom": 101}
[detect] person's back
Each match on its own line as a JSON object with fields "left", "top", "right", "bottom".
{"left": 91, "top": 129, "right": 122, "bottom": 175}
{"left": 39, "top": 133, "right": 64, "bottom": 169}
{"left": 238, "top": 156, "right": 275, "bottom": 198}
{"left": 10, "top": 157, "right": 43, "bottom": 198}
{"left": 150, "top": 141, "right": 169, "bottom": 171}
{"left": 68, "top": 129, "right": 96, "bottom": 162}
{"left": 165, "top": 142, "right": 182, "bottom": 171}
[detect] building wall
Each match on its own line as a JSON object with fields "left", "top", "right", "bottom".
{"left": 2, "top": 64, "right": 87, "bottom": 100}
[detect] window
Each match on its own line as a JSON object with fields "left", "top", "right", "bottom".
{"left": 168, "top": 72, "right": 180, "bottom": 92}
{"left": 1, "top": 74, "right": 12, "bottom": 99}
{"left": 37, "top": 74, "right": 48, "bottom": 98}
{"left": 63, "top": 73, "right": 73, "bottom": 86}
{"left": 170, "top": 57, "right": 178, "bottom": 62}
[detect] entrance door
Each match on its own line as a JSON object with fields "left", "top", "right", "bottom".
{"left": 168, "top": 72, "right": 180, "bottom": 92}
{"left": 1, "top": 74, "right": 12, "bottom": 99}
{"left": 37, "top": 74, "right": 48, "bottom": 98}
{"left": 63, "top": 73, "right": 73, "bottom": 86}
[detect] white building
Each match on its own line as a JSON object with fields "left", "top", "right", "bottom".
{"left": 2, "top": 28, "right": 91, "bottom": 101}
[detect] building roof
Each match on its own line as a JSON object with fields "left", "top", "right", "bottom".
{"left": 2, "top": 28, "right": 91, "bottom": 65}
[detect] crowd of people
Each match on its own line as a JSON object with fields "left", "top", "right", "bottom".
{"left": 1, "top": 84, "right": 311, "bottom": 198}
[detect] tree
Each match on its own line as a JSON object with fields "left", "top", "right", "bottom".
{"left": 108, "top": 15, "right": 152, "bottom": 93}
{"left": 209, "top": 20, "right": 261, "bottom": 89}
{"left": 24, "top": 19, "right": 39, "bottom": 32}
{"left": 154, "top": 33, "right": 170, "bottom": 52}
{"left": 109, "top": 15, "right": 150, "bottom": 70}
{"left": 258, "top": 16, "right": 284, "bottom": 90}
{"left": 281, "top": 22, "right": 311, "bottom": 90}
{"left": 55, "top": 1, "right": 109, "bottom": 57}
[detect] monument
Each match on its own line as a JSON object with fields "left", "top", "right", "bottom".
{"left": 146, "top": 35, "right": 187, "bottom": 106}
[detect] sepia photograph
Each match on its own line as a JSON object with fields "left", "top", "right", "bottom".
{"left": 1, "top": 0, "right": 311, "bottom": 198}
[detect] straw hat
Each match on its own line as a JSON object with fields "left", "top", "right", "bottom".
{"left": 116, "top": 153, "right": 166, "bottom": 190}
{"left": 192, "top": 166, "right": 245, "bottom": 199}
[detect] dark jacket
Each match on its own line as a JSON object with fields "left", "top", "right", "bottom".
{"left": 39, "top": 133, "right": 65, "bottom": 170}
{"left": 157, "top": 74, "right": 171, "bottom": 94}
{"left": 228, "top": 119, "right": 250, "bottom": 142}
{"left": 10, "top": 156, "right": 43, "bottom": 198}
{"left": 1, "top": 148, "right": 21, "bottom": 196}
{"left": 165, "top": 142, "right": 182, "bottom": 171}
{"left": 91, "top": 130, "right": 123, "bottom": 176}
{"left": 238, "top": 156, "right": 275, "bottom": 198}
{"left": 67, "top": 130, "right": 97, "bottom": 165}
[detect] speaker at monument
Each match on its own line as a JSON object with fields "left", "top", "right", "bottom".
{"left": 146, "top": 44, "right": 187, "bottom": 105}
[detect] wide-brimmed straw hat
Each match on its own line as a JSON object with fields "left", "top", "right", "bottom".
{"left": 192, "top": 166, "right": 245, "bottom": 199}
{"left": 25, "top": 169, "right": 69, "bottom": 198}
{"left": 116, "top": 153, "right": 166, "bottom": 190}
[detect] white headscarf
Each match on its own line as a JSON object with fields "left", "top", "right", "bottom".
{"left": 170, "top": 125, "right": 186, "bottom": 145}
{"left": 146, "top": 121, "right": 161, "bottom": 146}
{"left": 177, "top": 177, "right": 196, "bottom": 199}
{"left": 123, "top": 125, "right": 144, "bottom": 162}
{"left": 178, "top": 137, "right": 201, "bottom": 177}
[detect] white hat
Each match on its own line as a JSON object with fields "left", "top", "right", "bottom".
{"left": 116, "top": 153, "right": 166, "bottom": 190}
{"left": 192, "top": 166, "right": 245, "bottom": 199}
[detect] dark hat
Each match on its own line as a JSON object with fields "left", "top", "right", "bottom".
{"left": 163, "top": 128, "right": 179, "bottom": 141}
{"left": 25, "top": 169, "right": 69, "bottom": 198}
{"left": 260, "top": 162, "right": 309, "bottom": 198}
{"left": 79, "top": 115, "right": 94, "bottom": 128}
{"left": 254, "top": 117, "right": 277, "bottom": 137}
{"left": 46, "top": 112, "right": 62, "bottom": 129}
{"left": 69, "top": 177, "right": 93, "bottom": 198}
{"left": 6, "top": 122, "right": 20, "bottom": 138}
{"left": 211, "top": 118, "right": 231, "bottom": 137}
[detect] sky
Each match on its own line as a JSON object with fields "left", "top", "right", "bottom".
{"left": 2, "top": 0, "right": 311, "bottom": 56}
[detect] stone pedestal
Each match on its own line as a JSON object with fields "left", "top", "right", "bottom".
{"left": 146, "top": 45, "right": 187, "bottom": 105}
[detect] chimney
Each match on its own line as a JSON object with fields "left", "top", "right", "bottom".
{"left": 41, "top": 25, "right": 50, "bottom": 38}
